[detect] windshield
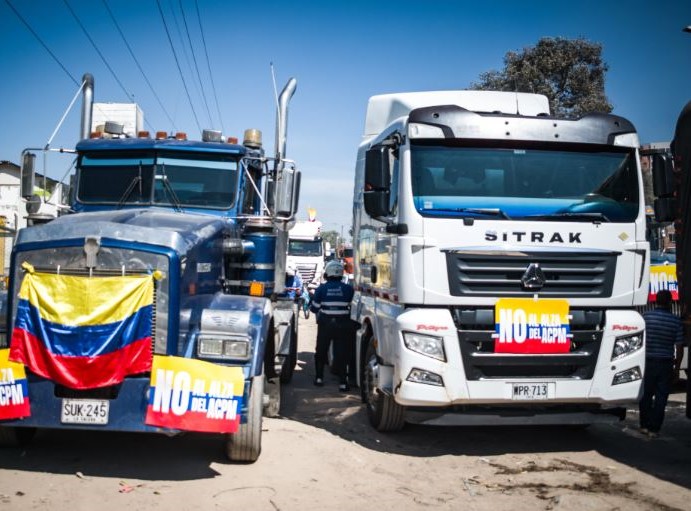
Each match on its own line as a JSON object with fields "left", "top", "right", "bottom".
{"left": 288, "top": 239, "right": 323, "bottom": 257}
{"left": 410, "top": 144, "right": 639, "bottom": 222}
{"left": 78, "top": 152, "right": 239, "bottom": 208}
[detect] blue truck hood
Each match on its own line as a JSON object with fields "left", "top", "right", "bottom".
{"left": 15, "top": 209, "right": 231, "bottom": 255}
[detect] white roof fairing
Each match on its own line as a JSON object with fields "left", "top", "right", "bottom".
{"left": 364, "top": 90, "right": 551, "bottom": 137}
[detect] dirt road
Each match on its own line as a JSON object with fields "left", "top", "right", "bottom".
{"left": 1, "top": 317, "right": 690, "bottom": 511}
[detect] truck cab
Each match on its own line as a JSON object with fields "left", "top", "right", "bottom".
{"left": 352, "top": 90, "right": 648, "bottom": 430}
{"left": 0, "top": 74, "right": 300, "bottom": 462}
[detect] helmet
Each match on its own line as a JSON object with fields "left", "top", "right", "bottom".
{"left": 324, "top": 260, "right": 344, "bottom": 278}
{"left": 286, "top": 264, "right": 296, "bottom": 277}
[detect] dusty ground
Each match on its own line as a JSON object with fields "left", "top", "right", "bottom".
{"left": 1, "top": 317, "right": 690, "bottom": 511}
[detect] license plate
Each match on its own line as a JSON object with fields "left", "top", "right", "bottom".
{"left": 511, "top": 383, "right": 550, "bottom": 400}
{"left": 61, "top": 399, "right": 109, "bottom": 425}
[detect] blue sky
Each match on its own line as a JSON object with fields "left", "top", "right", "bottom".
{"left": 1, "top": 0, "right": 690, "bottom": 233}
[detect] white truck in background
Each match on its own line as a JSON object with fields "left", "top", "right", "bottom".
{"left": 287, "top": 219, "right": 325, "bottom": 285}
{"left": 351, "top": 90, "right": 648, "bottom": 431}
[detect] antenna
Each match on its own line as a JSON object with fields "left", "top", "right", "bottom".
{"left": 270, "top": 62, "right": 279, "bottom": 111}
{"left": 513, "top": 79, "right": 520, "bottom": 115}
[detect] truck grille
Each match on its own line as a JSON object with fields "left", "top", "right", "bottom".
{"left": 445, "top": 250, "right": 617, "bottom": 298}
{"left": 296, "top": 263, "right": 317, "bottom": 283}
{"left": 452, "top": 308, "right": 604, "bottom": 380}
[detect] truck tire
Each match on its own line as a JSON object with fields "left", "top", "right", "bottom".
{"left": 225, "top": 375, "right": 264, "bottom": 463}
{"left": 362, "top": 342, "right": 405, "bottom": 432}
{"left": 0, "top": 426, "right": 36, "bottom": 447}
{"left": 279, "top": 316, "right": 297, "bottom": 384}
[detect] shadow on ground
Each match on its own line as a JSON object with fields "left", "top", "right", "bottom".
{"left": 280, "top": 350, "right": 691, "bottom": 491}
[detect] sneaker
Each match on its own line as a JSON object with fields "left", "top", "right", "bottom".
{"left": 647, "top": 431, "right": 660, "bottom": 439}
{"left": 313, "top": 377, "right": 324, "bottom": 387}
{"left": 339, "top": 382, "right": 350, "bottom": 392}
{"left": 639, "top": 427, "right": 650, "bottom": 435}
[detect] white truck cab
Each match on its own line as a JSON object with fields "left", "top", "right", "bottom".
{"left": 351, "top": 90, "right": 648, "bottom": 430}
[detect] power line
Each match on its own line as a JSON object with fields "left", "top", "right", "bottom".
{"left": 194, "top": 0, "right": 224, "bottom": 132}
{"left": 3, "top": 0, "right": 79, "bottom": 86}
{"left": 62, "top": 0, "right": 160, "bottom": 132}
{"left": 178, "top": 0, "right": 213, "bottom": 128}
{"left": 156, "top": 0, "right": 201, "bottom": 133}
{"left": 101, "top": 0, "right": 177, "bottom": 131}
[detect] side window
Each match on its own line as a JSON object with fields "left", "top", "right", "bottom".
{"left": 389, "top": 152, "right": 399, "bottom": 215}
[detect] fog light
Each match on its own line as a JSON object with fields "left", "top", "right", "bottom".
{"left": 407, "top": 368, "right": 443, "bottom": 386}
{"left": 612, "top": 366, "right": 642, "bottom": 385}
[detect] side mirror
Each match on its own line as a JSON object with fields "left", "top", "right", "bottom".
{"left": 365, "top": 146, "right": 390, "bottom": 189}
{"left": 654, "top": 197, "right": 676, "bottom": 223}
{"left": 275, "top": 167, "right": 301, "bottom": 218}
{"left": 21, "top": 152, "right": 36, "bottom": 199}
{"left": 651, "top": 154, "right": 674, "bottom": 197}
{"left": 364, "top": 190, "right": 390, "bottom": 218}
{"left": 364, "top": 146, "right": 391, "bottom": 218}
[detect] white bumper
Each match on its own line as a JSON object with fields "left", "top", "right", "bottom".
{"left": 389, "top": 308, "right": 645, "bottom": 408}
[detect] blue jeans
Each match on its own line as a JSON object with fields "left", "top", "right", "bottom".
{"left": 639, "top": 357, "right": 674, "bottom": 433}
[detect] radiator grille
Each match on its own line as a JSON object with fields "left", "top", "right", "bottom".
{"left": 445, "top": 251, "right": 617, "bottom": 298}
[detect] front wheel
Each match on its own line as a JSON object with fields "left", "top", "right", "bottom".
{"left": 225, "top": 375, "right": 264, "bottom": 462}
{"left": 362, "top": 342, "right": 405, "bottom": 432}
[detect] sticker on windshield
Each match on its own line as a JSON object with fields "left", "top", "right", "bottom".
{"left": 423, "top": 200, "right": 433, "bottom": 209}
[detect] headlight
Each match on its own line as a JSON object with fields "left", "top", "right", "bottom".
{"left": 198, "top": 335, "right": 251, "bottom": 360}
{"left": 402, "top": 332, "right": 446, "bottom": 361}
{"left": 611, "top": 333, "right": 643, "bottom": 360}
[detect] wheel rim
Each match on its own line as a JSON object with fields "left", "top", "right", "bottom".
{"left": 364, "top": 350, "right": 380, "bottom": 413}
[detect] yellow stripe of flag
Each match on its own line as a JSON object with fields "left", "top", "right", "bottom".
{"left": 19, "top": 272, "right": 154, "bottom": 326}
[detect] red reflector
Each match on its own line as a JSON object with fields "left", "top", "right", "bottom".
{"left": 175, "top": 132, "right": 187, "bottom": 140}
{"left": 137, "top": 131, "right": 150, "bottom": 138}
{"left": 227, "top": 137, "right": 238, "bottom": 144}
{"left": 155, "top": 131, "right": 167, "bottom": 140}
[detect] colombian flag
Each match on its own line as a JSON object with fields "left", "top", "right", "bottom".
{"left": 9, "top": 263, "right": 155, "bottom": 389}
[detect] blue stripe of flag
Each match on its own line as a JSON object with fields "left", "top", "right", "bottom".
{"left": 14, "top": 298, "right": 153, "bottom": 357}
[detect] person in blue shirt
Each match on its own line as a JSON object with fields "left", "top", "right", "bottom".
{"left": 639, "top": 289, "right": 685, "bottom": 437}
{"left": 310, "top": 260, "right": 355, "bottom": 391}
{"left": 283, "top": 264, "right": 303, "bottom": 300}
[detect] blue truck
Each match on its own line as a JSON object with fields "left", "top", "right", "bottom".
{"left": 0, "top": 73, "right": 300, "bottom": 462}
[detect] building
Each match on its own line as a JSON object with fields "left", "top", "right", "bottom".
{"left": 0, "top": 160, "right": 66, "bottom": 276}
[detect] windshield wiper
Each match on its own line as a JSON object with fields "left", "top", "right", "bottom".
{"left": 117, "top": 163, "right": 142, "bottom": 209}
{"left": 157, "top": 163, "right": 184, "bottom": 213}
{"left": 432, "top": 207, "right": 512, "bottom": 220}
{"left": 525, "top": 212, "right": 611, "bottom": 223}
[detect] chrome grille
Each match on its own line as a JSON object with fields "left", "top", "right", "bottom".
{"left": 445, "top": 251, "right": 617, "bottom": 298}
{"left": 296, "top": 263, "right": 318, "bottom": 283}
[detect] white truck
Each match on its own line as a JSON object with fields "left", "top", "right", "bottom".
{"left": 287, "top": 219, "right": 325, "bottom": 285}
{"left": 351, "top": 90, "right": 648, "bottom": 430}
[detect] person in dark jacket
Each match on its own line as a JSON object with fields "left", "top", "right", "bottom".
{"left": 310, "top": 260, "right": 354, "bottom": 391}
{"left": 639, "top": 289, "right": 685, "bottom": 437}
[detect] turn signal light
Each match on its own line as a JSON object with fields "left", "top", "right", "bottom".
{"left": 249, "top": 281, "right": 264, "bottom": 296}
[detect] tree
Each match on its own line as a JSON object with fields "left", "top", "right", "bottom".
{"left": 470, "top": 37, "right": 612, "bottom": 118}
{"left": 321, "top": 230, "right": 339, "bottom": 248}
